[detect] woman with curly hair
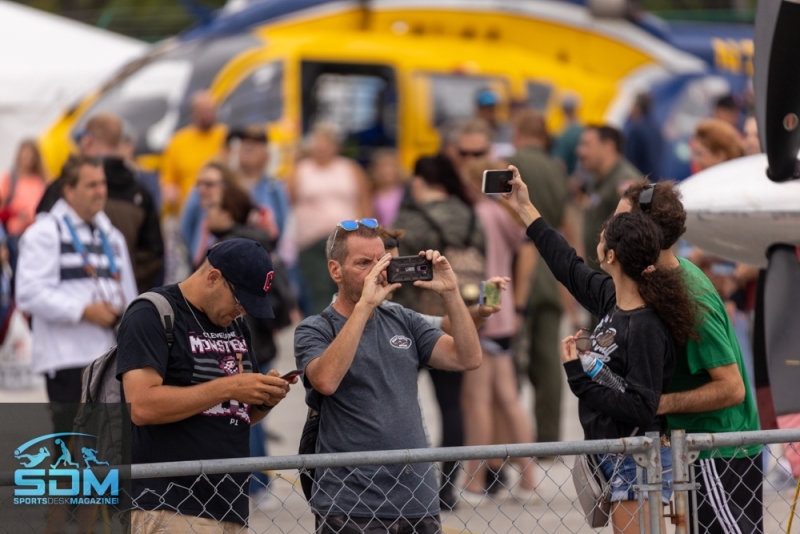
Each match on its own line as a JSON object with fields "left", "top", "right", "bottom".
{"left": 503, "top": 165, "right": 697, "bottom": 533}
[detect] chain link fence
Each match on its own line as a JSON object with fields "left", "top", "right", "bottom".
{"left": 3, "top": 429, "right": 800, "bottom": 533}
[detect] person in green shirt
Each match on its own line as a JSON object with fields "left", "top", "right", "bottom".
{"left": 616, "top": 180, "right": 762, "bottom": 534}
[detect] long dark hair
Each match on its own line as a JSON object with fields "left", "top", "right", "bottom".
{"left": 603, "top": 212, "right": 698, "bottom": 345}
{"left": 413, "top": 154, "right": 472, "bottom": 206}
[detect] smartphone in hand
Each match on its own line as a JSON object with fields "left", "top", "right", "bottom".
{"left": 479, "top": 281, "right": 502, "bottom": 307}
{"left": 387, "top": 255, "right": 434, "bottom": 283}
{"left": 482, "top": 170, "right": 513, "bottom": 194}
{"left": 280, "top": 370, "right": 303, "bottom": 380}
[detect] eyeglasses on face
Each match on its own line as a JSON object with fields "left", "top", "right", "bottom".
{"left": 224, "top": 279, "right": 243, "bottom": 312}
{"left": 458, "top": 148, "right": 489, "bottom": 158}
{"left": 329, "top": 218, "right": 380, "bottom": 256}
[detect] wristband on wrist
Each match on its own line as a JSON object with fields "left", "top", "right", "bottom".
{"left": 255, "top": 403, "right": 274, "bottom": 412}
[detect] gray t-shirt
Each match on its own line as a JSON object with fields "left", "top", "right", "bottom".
{"left": 294, "top": 304, "right": 444, "bottom": 519}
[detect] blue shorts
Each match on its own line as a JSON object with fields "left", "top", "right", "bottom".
{"left": 597, "top": 446, "right": 673, "bottom": 504}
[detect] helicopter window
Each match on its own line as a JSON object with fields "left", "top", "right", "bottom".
{"left": 72, "top": 33, "right": 260, "bottom": 156}
{"left": 302, "top": 62, "right": 397, "bottom": 165}
{"left": 429, "top": 75, "right": 509, "bottom": 127}
{"left": 526, "top": 81, "right": 552, "bottom": 112}
{"left": 218, "top": 61, "right": 284, "bottom": 127}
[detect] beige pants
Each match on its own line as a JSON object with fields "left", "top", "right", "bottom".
{"left": 130, "top": 509, "right": 246, "bottom": 534}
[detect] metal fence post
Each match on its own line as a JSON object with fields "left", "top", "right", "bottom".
{"left": 645, "top": 431, "right": 664, "bottom": 534}
{"left": 670, "top": 430, "right": 690, "bottom": 534}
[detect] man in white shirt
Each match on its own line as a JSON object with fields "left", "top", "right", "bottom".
{"left": 17, "top": 154, "right": 136, "bottom": 428}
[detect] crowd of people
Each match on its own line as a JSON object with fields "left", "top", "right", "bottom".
{"left": 0, "top": 85, "right": 783, "bottom": 533}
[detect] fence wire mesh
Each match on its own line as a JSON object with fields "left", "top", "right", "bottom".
{"left": 3, "top": 430, "right": 800, "bottom": 533}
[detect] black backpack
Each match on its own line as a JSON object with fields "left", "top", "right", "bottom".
{"left": 298, "top": 310, "right": 337, "bottom": 502}
{"left": 74, "top": 293, "right": 175, "bottom": 462}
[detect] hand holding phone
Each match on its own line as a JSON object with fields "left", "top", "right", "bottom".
{"left": 479, "top": 281, "right": 502, "bottom": 307}
{"left": 280, "top": 370, "right": 303, "bottom": 380}
{"left": 482, "top": 170, "right": 513, "bottom": 194}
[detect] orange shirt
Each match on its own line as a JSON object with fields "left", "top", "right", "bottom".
{"left": 0, "top": 171, "right": 46, "bottom": 236}
{"left": 160, "top": 123, "right": 227, "bottom": 209}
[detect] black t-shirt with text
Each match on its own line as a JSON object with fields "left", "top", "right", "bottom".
{"left": 116, "top": 284, "right": 258, "bottom": 525}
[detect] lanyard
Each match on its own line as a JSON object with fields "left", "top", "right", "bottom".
{"left": 62, "top": 216, "right": 120, "bottom": 280}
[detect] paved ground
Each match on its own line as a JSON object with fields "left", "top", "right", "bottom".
{"left": 2, "top": 325, "right": 798, "bottom": 533}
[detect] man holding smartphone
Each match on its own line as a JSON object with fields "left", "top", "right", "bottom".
{"left": 294, "top": 221, "right": 482, "bottom": 533}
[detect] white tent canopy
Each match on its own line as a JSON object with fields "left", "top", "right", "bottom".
{"left": 0, "top": 0, "right": 147, "bottom": 171}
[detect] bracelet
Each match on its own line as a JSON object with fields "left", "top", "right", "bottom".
{"left": 255, "top": 403, "right": 275, "bottom": 412}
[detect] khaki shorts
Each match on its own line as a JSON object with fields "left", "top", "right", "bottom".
{"left": 130, "top": 509, "right": 246, "bottom": 534}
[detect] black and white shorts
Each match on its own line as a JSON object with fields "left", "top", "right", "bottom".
{"left": 691, "top": 452, "right": 763, "bottom": 534}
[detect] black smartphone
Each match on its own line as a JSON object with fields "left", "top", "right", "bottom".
{"left": 387, "top": 255, "right": 434, "bottom": 283}
{"left": 482, "top": 169, "right": 513, "bottom": 194}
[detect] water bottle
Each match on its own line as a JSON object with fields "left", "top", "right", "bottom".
{"left": 579, "top": 353, "right": 628, "bottom": 392}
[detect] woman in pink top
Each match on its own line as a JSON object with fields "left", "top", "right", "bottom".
{"left": 287, "top": 122, "right": 371, "bottom": 314}
{"left": 460, "top": 158, "right": 538, "bottom": 501}
{"left": 369, "top": 148, "right": 406, "bottom": 227}
{"left": 0, "top": 140, "right": 47, "bottom": 237}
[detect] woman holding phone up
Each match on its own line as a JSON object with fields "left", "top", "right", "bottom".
{"left": 502, "top": 166, "right": 697, "bottom": 533}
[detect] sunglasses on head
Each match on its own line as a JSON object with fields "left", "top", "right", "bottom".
{"left": 458, "top": 148, "right": 488, "bottom": 158}
{"left": 639, "top": 184, "right": 655, "bottom": 213}
{"left": 329, "top": 218, "right": 379, "bottom": 255}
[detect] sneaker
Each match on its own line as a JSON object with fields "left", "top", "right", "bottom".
{"left": 251, "top": 488, "right": 281, "bottom": 514}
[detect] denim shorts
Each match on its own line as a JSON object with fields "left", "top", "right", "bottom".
{"left": 597, "top": 446, "right": 673, "bottom": 504}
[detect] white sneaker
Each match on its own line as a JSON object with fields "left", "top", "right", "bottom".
{"left": 251, "top": 488, "right": 281, "bottom": 514}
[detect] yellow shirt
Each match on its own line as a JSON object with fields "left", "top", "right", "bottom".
{"left": 160, "top": 123, "right": 227, "bottom": 209}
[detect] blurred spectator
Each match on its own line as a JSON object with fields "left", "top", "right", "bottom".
{"left": 0, "top": 140, "right": 47, "bottom": 239}
{"left": 714, "top": 94, "right": 742, "bottom": 129}
{"left": 690, "top": 118, "right": 744, "bottom": 172}
{"left": 160, "top": 91, "right": 227, "bottom": 213}
{"left": 507, "top": 110, "right": 569, "bottom": 443}
{"left": 122, "top": 123, "right": 162, "bottom": 212}
{"left": 577, "top": 125, "right": 641, "bottom": 272}
{"left": 459, "top": 157, "right": 536, "bottom": 501}
{"left": 369, "top": 148, "right": 406, "bottom": 227}
{"left": 205, "top": 181, "right": 296, "bottom": 513}
{"left": 743, "top": 116, "right": 762, "bottom": 156}
{"left": 182, "top": 161, "right": 241, "bottom": 269}
{"left": 451, "top": 119, "right": 494, "bottom": 175}
{"left": 16, "top": 154, "right": 136, "bottom": 424}
{"left": 393, "top": 154, "right": 484, "bottom": 507}
{"left": 624, "top": 93, "right": 663, "bottom": 178}
{"left": 287, "top": 121, "right": 371, "bottom": 315}
{"left": 475, "top": 89, "right": 513, "bottom": 158}
{"left": 37, "top": 113, "right": 164, "bottom": 293}
{"left": 551, "top": 95, "right": 583, "bottom": 175}
{"left": 0, "top": 140, "right": 47, "bottom": 270}
{"left": 228, "top": 125, "right": 288, "bottom": 240}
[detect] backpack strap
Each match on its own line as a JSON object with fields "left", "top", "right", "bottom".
{"left": 131, "top": 292, "right": 175, "bottom": 349}
{"left": 320, "top": 309, "right": 337, "bottom": 339}
{"left": 414, "top": 205, "right": 477, "bottom": 249}
{"left": 306, "top": 310, "right": 338, "bottom": 414}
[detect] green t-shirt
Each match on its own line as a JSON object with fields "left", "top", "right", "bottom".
{"left": 667, "top": 258, "right": 761, "bottom": 459}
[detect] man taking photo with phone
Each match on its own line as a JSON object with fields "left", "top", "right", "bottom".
{"left": 294, "top": 219, "right": 482, "bottom": 533}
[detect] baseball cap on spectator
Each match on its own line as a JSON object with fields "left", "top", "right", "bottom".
{"left": 476, "top": 89, "right": 499, "bottom": 107}
{"left": 207, "top": 238, "right": 275, "bottom": 319}
{"left": 226, "top": 125, "right": 268, "bottom": 145}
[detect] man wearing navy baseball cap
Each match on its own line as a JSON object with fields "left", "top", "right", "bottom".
{"left": 116, "top": 238, "right": 296, "bottom": 531}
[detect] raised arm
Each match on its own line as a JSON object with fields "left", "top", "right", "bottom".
{"left": 301, "top": 254, "right": 401, "bottom": 395}
{"left": 503, "top": 166, "right": 615, "bottom": 318}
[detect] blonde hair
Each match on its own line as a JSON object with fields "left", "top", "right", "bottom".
{"left": 694, "top": 118, "right": 744, "bottom": 162}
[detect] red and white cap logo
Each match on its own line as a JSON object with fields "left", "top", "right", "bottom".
{"left": 264, "top": 271, "right": 274, "bottom": 293}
